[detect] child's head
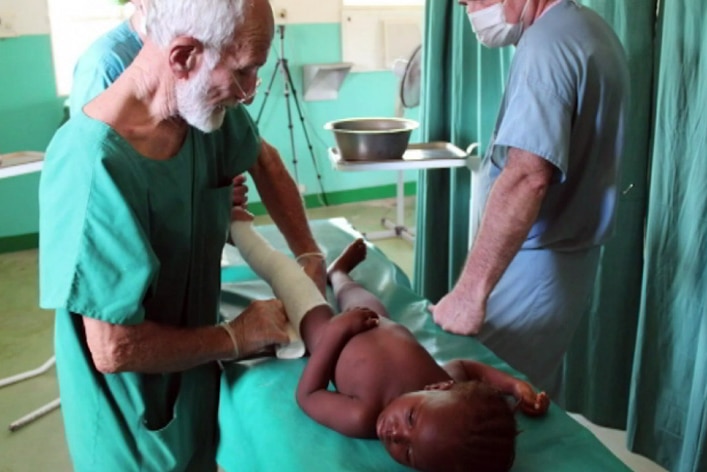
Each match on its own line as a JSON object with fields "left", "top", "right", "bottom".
{"left": 376, "top": 380, "right": 517, "bottom": 472}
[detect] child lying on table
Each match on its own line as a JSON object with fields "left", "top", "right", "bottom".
{"left": 230, "top": 209, "right": 549, "bottom": 472}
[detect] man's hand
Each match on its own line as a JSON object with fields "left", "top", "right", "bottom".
{"left": 228, "top": 299, "right": 290, "bottom": 358}
{"left": 513, "top": 381, "right": 550, "bottom": 416}
{"left": 429, "top": 288, "right": 486, "bottom": 335}
{"left": 232, "top": 174, "right": 248, "bottom": 209}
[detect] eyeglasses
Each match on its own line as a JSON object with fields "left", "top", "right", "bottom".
{"left": 233, "top": 75, "right": 262, "bottom": 104}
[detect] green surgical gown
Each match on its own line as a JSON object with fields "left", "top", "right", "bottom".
{"left": 39, "top": 107, "right": 260, "bottom": 471}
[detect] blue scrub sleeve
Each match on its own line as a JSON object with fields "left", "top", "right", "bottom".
{"left": 493, "top": 75, "right": 573, "bottom": 182}
{"left": 69, "top": 22, "right": 142, "bottom": 117}
{"left": 69, "top": 61, "right": 116, "bottom": 118}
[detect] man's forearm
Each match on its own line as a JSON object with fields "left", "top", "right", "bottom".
{"left": 458, "top": 151, "right": 550, "bottom": 300}
{"left": 250, "top": 141, "right": 320, "bottom": 255}
{"left": 83, "top": 317, "right": 235, "bottom": 374}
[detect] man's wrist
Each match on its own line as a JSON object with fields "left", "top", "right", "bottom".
{"left": 218, "top": 322, "right": 240, "bottom": 360}
{"left": 455, "top": 274, "right": 490, "bottom": 306}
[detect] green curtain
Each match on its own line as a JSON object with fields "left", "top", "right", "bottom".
{"left": 562, "top": 0, "right": 657, "bottom": 425}
{"left": 626, "top": 2, "right": 707, "bottom": 471}
{"left": 414, "top": 1, "right": 512, "bottom": 300}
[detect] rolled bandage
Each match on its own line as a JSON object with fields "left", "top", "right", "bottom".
{"left": 230, "top": 221, "right": 328, "bottom": 359}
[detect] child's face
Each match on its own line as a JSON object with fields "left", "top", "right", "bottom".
{"left": 376, "top": 390, "right": 468, "bottom": 472}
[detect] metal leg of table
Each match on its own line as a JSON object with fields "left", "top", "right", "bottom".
{"left": 0, "top": 356, "right": 61, "bottom": 431}
{"left": 9, "top": 398, "right": 61, "bottom": 432}
{"left": 365, "top": 170, "right": 415, "bottom": 243}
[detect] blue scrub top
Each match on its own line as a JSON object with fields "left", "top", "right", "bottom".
{"left": 470, "top": 0, "right": 630, "bottom": 396}
{"left": 39, "top": 107, "right": 260, "bottom": 471}
{"left": 478, "top": 0, "right": 630, "bottom": 251}
{"left": 69, "top": 20, "right": 143, "bottom": 117}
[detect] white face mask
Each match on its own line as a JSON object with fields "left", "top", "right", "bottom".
{"left": 467, "top": 0, "right": 529, "bottom": 48}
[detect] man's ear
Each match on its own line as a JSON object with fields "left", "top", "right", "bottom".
{"left": 168, "top": 37, "right": 203, "bottom": 79}
{"left": 424, "top": 380, "right": 455, "bottom": 391}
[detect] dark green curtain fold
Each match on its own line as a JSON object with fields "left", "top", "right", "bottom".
{"left": 626, "top": 2, "right": 707, "bottom": 471}
{"left": 418, "top": 0, "right": 707, "bottom": 469}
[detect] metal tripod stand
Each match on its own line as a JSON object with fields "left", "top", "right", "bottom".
{"left": 255, "top": 25, "right": 329, "bottom": 206}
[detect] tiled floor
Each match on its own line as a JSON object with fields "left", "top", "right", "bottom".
{"left": 0, "top": 197, "right": 665, "bottom": 471}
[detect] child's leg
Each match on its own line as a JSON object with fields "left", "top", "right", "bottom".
{"left": 327, "top": 239, "right": 390, "bottom": 319}
{"left": 231, "top": 220, "right": 332, "bottom": 358}
{"left": 299, "top": 305, "right": 335, "bottom": 355}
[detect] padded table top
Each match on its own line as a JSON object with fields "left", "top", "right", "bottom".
{"left": 217, "top": 218, "right": 629, "bottom": 472}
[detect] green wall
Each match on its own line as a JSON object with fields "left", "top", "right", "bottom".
{"left": 235, "top": 23, "right": 421, "bottom": 205}
{"left": 0, "top": 24, "right": 420, "bottom": 250}
{"left": 0, "top": 35, "right": 65, "bottom": 248}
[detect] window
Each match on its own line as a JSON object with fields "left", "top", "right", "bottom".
{"left": 47, "top": 0, "right": 133, "bottom": 96}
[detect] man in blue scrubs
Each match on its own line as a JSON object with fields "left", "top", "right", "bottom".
{"left": 69, "top": 0, "right": 146, "bottom": 117}
{"left": 431, "top": 0, "right": 630, "bottom": 399}
{"left": 39, "top": 0, "right": 321, "bottom": 470}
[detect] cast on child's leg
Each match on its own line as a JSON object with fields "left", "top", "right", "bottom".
{"left": 230, "top": 219, "right": 329, "bottom": 358}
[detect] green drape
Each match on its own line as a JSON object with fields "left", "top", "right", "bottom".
{"left": 413, "top": 1, "right": 512, "bottom": 300}
{"left": 626, "top": 2, "right": 707, "bottom": 471}
{"left": 562, "top": 0, "right": 656, "bottom": 425}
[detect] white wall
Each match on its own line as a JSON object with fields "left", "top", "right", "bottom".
{"left": 270, "top": 0, "right": 340, "bottom": 24}
{"left": 0, "top": 0, "right": 50, "bottom": 37}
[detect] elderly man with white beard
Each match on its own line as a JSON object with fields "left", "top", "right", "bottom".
{"left": 37, "top": 0, "right": 318, "bottom": 470}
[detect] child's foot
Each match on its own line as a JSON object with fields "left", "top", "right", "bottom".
{"left": 327, "top": 238, "right": 367, "bottom": 278}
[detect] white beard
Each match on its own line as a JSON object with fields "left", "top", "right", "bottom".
{"left": 175, "top": 63, "right": 226, "bottom": 133}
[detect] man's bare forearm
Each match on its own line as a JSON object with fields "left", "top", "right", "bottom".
{"left": 250, "top": 140, "right": 321, "bottom": 255}
{"left": 457, "top": 149, "right": 552, "bottom": 300}
{"left": 83, "top": 317, "right": 235, "bottom": 374}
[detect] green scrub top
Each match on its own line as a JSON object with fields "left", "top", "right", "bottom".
{"left": 39, "top": 107, "right": 260, "bottom": 471}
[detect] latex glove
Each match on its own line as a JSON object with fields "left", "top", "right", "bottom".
{"left": 227, "top": 299, "right": 290, "bottom": 358}
{"left": 429, "top": 288, "right": 486, "bottom": 335}
{"left": 232, "top": 174, "right": 248, "bottom": 209}
{"left": 513, "top": 381, "right": 550, "bottom": 417}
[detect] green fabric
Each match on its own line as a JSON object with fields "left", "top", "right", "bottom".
{"left": 625, "top": 2, "right": 707, "bottom": 471}
{"left": 217, "top": 219, "right": 629, "bottom": 472}
{"left": 38, "top": 107, "right": 260, "bottom": 471}
{"left": 413, "top": 1, "right": 512, "bottom": 301}
{"left": 562, "top": 0, "right": 656, "bottom": 425}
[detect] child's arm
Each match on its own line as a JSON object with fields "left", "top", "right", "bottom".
{"left": 443, "top": 359, "right": 549, "bottom": 416}
{"left": 296, "top": 309, "right": 380, "bottom": 438}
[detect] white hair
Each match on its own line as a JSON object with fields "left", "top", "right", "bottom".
{"left": 145, "top": 0, "right": 247, "bottom": 53}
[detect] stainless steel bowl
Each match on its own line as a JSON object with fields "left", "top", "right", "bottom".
{"left": 324, "top": 117, "right": 419, "bottom": 161}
